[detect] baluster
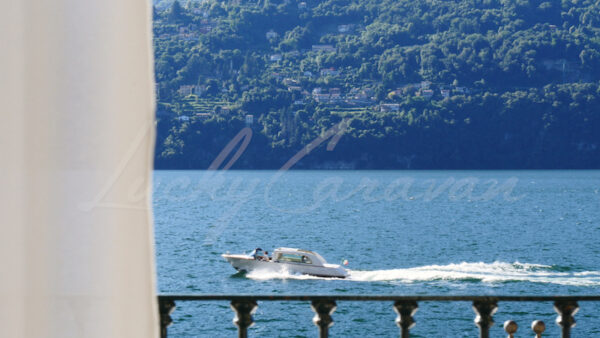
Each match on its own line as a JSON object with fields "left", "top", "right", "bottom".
{"left": 473, "top": 300, "right": 498, "bottom": 338}
{"left": 159, "top": 299, "right": 176, "bottom": 338}
{"left": 503, "top": 320, "right": 517, "bottom": 338}
{"left": 231, "top": 299, "right": 258, "bottom": 338}
{"left": 531, "top": 320, "right": 546, "bottom": 338}
{"left": 311, "top": 300, "right": 337, "bottom": 338}
{"left": 554, "top": 300, "right": 579, "bottom": 338}
{"left": 393, "top": 301, "right": 418, "bottom": 338}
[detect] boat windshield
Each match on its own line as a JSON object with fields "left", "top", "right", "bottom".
{"left": 276, "top": 253, "right": 312, "bottom": 264}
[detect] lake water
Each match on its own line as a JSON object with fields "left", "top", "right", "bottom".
{"left": 154, "top": 170, "right": 600, "bottom": 337}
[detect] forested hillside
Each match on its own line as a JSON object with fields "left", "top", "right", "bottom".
{"left": 153, "top": 0, "right": 600, "bottom": 169}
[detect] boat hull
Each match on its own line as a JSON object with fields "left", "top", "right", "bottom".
{"left": 222, "top": 254, "right": 348, "bottom": 278}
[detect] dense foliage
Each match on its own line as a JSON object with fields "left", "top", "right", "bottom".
{"left": 153, "top": 0, "right": 600, "bottom": 169}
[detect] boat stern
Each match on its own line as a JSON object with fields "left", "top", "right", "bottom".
{"left": 323, "top": 263, "right": 349, "bottom": 278}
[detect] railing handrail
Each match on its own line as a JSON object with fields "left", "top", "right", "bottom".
{"left": 157, "top": 294, "right": 600, "bottom": 338}
{"left": 158, "top": 294, "right": 600, "bottom": 301}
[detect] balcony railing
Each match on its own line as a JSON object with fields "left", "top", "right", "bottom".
{"left": 158, "top": 295, "right": 600, "bottom": 338}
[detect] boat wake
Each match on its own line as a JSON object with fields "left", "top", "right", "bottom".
{"left": 246, "top": 261, "right": 600, "bottom": 286}
{"left": 246, "top": 266, "right": 330, "bottom": 281}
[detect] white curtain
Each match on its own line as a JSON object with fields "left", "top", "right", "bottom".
{"left": 0, "top": 1, "right": 158, "bottom": 337}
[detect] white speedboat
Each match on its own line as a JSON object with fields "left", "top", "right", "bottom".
{"left": 222, "top": 247, "right": 348, "bottom": 278}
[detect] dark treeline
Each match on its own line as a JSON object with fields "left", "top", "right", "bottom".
{"left": 153, "top": 0, "right": 600, "bottom": 169}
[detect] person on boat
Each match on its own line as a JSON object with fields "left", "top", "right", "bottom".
{"left": 251, "top": 248, "right": 263, "bottom": 260}
{"left": 263, "top": 251, "right": 270, "bottom": 261}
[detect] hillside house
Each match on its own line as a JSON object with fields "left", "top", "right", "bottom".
{"left": 418, "top": 89, "right": 434, "bottom": 99}
{"left": 271, "top": 72, "right": 283, "bottom": 81}
{"left": 330, "top": 93, "right": 342, "bottom": 103}
{"left": 266, "top": 30, "right": 278, "bottom": 39}
{"left": 338, "top": 24, "right": 353, "bottom": 33}
{"left": 454, "top": 86, "right": 470, "bottom": 94}
{"left": 320, "top": 68, "right": 340, "bottom": 76}
{"left": 380, "top": 104, "right": 400, "bottom": 112}
{"left": 313, "top": 93, "right": 331, "bottom": 103}
{"left": 178, "top": 85, "right": 203, "bottom": 96}
{"left": 198, "top": 26, "right": 213, "bottom": 34}
{"left": 288, "top": 50, "right": 301, "bottom": 57}
{"left": 312, "top": 45, "right": 336, "bottom": 53}
{"left": 195, "top": 113, "right": 212, "bottom": 120}
{"left": 282, "top": 78, "right": 299, "bottom": 86}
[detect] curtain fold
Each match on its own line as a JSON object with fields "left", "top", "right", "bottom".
{"left": 0, "top": 1, "right": 158, "bottom": 337}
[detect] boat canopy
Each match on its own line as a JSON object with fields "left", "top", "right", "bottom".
{"left": 272, "top": 248, "right": 327, "bottom": 267}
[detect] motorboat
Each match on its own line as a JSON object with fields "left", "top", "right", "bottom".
{"left": 222, "top": 247, "right": 348, "bottom": 278}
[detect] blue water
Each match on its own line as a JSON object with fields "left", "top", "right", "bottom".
{"left": 154, "top": 170, "right": 600, "bottom": 337}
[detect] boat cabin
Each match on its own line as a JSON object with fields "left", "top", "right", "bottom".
{"left": 272, "top": 248, "right": 327, "bottom": 267}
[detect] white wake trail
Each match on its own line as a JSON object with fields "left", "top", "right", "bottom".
{"left": 246, "top": 261, "right": 600, "bottom": 286}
